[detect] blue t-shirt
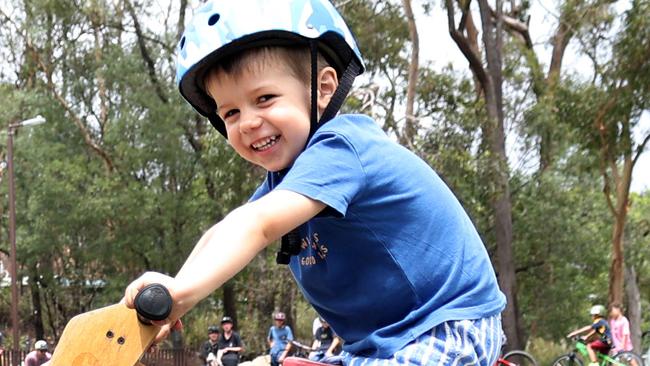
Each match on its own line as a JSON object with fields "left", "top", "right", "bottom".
{"left": 251, "top": 114, "right": 506, "bottom": 358}
{"left": 592, "top": 318, "right": 613, "bottom": 345}
{"left": 268, "top": 325, "right": 294, "bottom": 353}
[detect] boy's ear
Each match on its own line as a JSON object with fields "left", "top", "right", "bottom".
{"left": 317, "top": 66, "right": 339, "bottom": 112}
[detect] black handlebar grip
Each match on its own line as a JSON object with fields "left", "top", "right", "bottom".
{"left": 134, "top": 283, "right": 172, "bottom": 325}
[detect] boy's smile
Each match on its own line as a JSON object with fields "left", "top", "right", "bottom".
{"left": 206, "top": 60, "right": 312, "bottom": 172}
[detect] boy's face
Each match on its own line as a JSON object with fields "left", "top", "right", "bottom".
{"left": 208, "top": 331, "right": 219, "bottom": 341}
{"left": 206, "top": 59, "right": 312, "bottom": 172}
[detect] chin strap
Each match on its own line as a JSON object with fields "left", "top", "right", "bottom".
{"left": 276, "top": 41, "right": 361, "bottom": 265}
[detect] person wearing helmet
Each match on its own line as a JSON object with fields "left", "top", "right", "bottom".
{"left": 567, "top": 305, "right": 614, "bottom": 366}
{"left": 200, "top": 326, "right": 221, "bottom": 366}
{"left": 268, "top": 312, "right": 294, "bottom": 366}
{"left": 310, "top": 318, "right": 341, "bottom": 362}
{"left": 124, "top": 0, "right": 506, "bottom": 365}
{"left": 24, "top": 340, "right": 51, "bottom": 366}
{"left": 218, "top": 316, "right": 244, "bottom": 366}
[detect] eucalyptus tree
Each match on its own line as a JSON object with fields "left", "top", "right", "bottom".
{"left": 557, "top": 0, "right": 650, "bottom": 307}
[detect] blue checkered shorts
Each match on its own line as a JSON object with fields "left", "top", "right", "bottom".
{"left": 341, "top": 314, "right": 503, "bottom": 366}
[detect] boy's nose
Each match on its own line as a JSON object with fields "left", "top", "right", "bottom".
{"left": 239, "top": 111, "right": 263, "bottom": 133}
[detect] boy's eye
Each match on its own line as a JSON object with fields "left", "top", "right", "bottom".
{"left": 221, "top": 109, "right": 239, "bottom": 120}
{"left": 258, "top": 94, "right": 276, "bottom": 103}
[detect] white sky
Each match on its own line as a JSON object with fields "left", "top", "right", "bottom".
{"left": 412, "top": 0, "right": 649, "bottom": 193}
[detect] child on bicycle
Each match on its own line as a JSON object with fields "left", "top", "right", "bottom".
{"left": 268, "top": 312, "right": 294, "bottom": 366}
{"left": 567, "top": 305, "right": 614, "bottom": 365}
{"left": 609, "top": 303, "right": 633, "bottom": 355}
{"left": 123, "top": 1, "right": 506, "bottom": 364}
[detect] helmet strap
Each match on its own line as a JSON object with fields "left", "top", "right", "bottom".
{"left": 310, "top": 41, "right": 319, "bottom": 136}
{"left": 319, "top": 55, "right": 361, "bottom": 124}
{"left": 276, "top": 41, "right": 361, "bottom": 265}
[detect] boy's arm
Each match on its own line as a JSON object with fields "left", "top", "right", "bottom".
{"left": 567, "top": 325, "right": 593, "bottom": 338}
{"left": 124, "top": 190, "right": 325, "bottom": 334}
{"left": 326, "top": 337, "right": 341, "bottom": 356}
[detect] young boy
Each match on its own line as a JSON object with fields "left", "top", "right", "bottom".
{"left": 268, "top": 312, "right": 294, "bottom": 366}
{"left": 218, "top": 316, "right": 244, "bottom": 366}
{"left": 567, "top": 305, "right": 614, "bottom": 365}
{"left": 200, "top": 326, "right": 221, "bottom": 366}
{"left": 124, "top": 1, "right": 506, "bottom": 365}
{"left": 310, "top": 318, "right": 341, "bottom": 362}
{"left": 609, "top": 303, "right": 633, "bottom": 355}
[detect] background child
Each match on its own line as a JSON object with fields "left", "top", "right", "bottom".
{"left": 124, "top": 1, "right": 506, "bottom": 365}
{"left": 310, "top": 318, "right": 341, "bottom": 362}
{"left": 218, "top": 316, "right": 244, "bottom": 366}
{"left": 200, "top": 326, "right": 221, "bottom": 366}
{"left": 609, "top": 303, "right": 633, "bottom": 355}
{"left": 267, "top": 312, "right": 293, "bottom": 366}
{"left": 567, "top": 305, "right": 613, "bottom": 366}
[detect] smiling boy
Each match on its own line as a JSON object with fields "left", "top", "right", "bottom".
{"left": 124, "top": 1, "right": 506, "bottom": 365}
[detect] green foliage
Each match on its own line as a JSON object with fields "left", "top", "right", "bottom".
{"left": 0, "top": 0, "right": 648, "bottom": 358}
{"left": 512, "top": 167, "right": 612, "bottom": 340}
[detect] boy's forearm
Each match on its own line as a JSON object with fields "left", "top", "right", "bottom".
{"left": 174, "top": 204, "right": 273, "bottom": 307}
{"left": 171, "top": 190, "right": 324, "bottom": 313}
{"left": 328, "top": 337, "right": 341, "bottom": 353}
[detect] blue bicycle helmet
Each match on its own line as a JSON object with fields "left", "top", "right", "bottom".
{"left": 176, "top": 0, "right": 365, "bottom": 138}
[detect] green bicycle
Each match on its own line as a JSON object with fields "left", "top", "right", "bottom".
{"left": 552, "top": 337, "right": 644, "bottom": 366}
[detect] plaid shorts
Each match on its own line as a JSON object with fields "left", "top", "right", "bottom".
{"left": 342, "top": 314, "right": 503, "bottom": 366}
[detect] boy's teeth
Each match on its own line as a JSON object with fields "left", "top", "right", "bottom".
{"left": 252, "top": 135, "right": 279, "bottom": 151}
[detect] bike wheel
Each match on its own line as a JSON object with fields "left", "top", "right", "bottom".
{"left": 502, "top": 350, "right": 538, "bottom": 366}
{"left": 642, "top": 332, "right": 650, "bottom": 366}
{"left": 552, "top": 354, "right": 584, "bottom": 366}
{"left": 613, "top": 351, "right": 644, "bottom": 366}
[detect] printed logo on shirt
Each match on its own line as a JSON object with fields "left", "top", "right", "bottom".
{"left": 299, "top": 232, "right": 329, "bottom": 266}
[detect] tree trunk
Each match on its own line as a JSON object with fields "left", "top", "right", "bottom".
{"left": 608, "top": 209, "right": 626, "bottom": 305}
{"left": 607, "top": 151, "right": 633, "bottom": 306}
{"left": 477, "top": 0, "right": 521, "bottom": 351}
{"left": 29, "top": 273, "right": 45, "bottom": 341}
{"left": 400, "top": 0, "right": 419, "bottom": 148}
{"left": 222, "top": 281, "right": 238, "bottom": 327}
{"left": 446, "top": 0, "right": 521, "bottom": 350}
{"left": 278, "top": 272, "right": 295, "bottom": 329}
{"left": 624, "top": 265, "right": 641, "bottom": 352}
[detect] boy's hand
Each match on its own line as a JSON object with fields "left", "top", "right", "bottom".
{"left": 122, "top": 271, "right": 186, "bottom": 343}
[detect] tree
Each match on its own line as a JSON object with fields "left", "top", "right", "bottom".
{"left": 400, "top": 0, "right": 420, "bottom": 148}
{"left": 564, "top": 0, "right": 650, "bottom": 306}
{"left": 444, "top": 0, "right": 522, "bottom": 350}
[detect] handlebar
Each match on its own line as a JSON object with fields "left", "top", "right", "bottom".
{"left": 568, "top": 335, "right": 587, "bottom": 343}
{"left": 133, "top": 283, "right": 173, "bottom": 325}
{"left": 290, "top": 340, "right": 314, "bottom": 352}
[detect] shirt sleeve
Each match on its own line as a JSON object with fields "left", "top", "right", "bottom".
{"left": 287, "top": 326, "right": 294, "bottom": 341}
{"left": 276, "top": 130, "right": 366, "bottom": 217}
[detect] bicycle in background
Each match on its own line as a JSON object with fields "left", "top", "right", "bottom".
{"left": 497, "top": 349, "right": 537, "bottom": 366}
{"left": 552, "top": 336, "right": 644, "bottom": 366}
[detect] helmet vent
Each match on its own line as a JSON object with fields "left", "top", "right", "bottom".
{"left": 208, "top": 13, "right": 220, "bottom": 26}
{"left": 179, "top": 36, "right": 186, "bottom": 49}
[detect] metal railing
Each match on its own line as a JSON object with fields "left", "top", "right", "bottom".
{"left": 0, "top": 348, "right": 201, "bottom": 366}
{"left": 0, "top": 349, "right": 26, "bottom": 366}
{"left": 140, "top": 348, "right": 202, "bottom": 366}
